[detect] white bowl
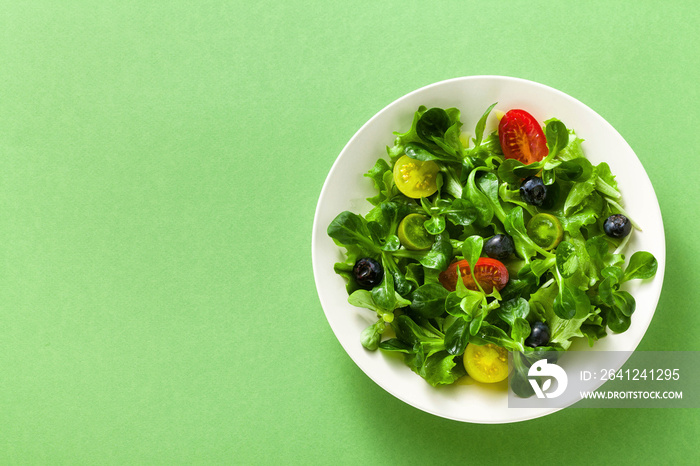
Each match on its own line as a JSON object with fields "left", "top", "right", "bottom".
{"left": 311, "top": 76, "right": 665, "bottom": 423}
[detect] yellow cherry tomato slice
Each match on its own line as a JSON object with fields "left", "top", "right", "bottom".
{"left": 392, "top": 155, "right": 439, "bottom": 199}
{"left": 463, "top": 343, "right": 509, "bottom": 383}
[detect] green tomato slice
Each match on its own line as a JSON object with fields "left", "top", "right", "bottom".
{"left": 397, "top": 214, "right": 434, "bottom": 250}
{"left": 526, "top": 213, "right": 563, "bottom": 250}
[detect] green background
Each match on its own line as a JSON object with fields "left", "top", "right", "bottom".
{"left": 1, "top": 1, "right": 698, "bottom": 464}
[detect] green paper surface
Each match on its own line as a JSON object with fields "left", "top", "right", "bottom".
{"left": 0, "top": 1, "right": 698, "bottom": 464}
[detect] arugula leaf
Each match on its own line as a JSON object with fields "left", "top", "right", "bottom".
{"left": 513, "top": 162, "right": 546, "bottom": 180}
{"left": 511, "top": 318, "right": 531, "bottom": 346}
{"left": 503, "top": 206, "right": 554, "bottom": 261}
{"left": 332, "top": 245, "right": 365, "bottom": 294}
{"left": 388, "top": 315, "right": 465, "bottom": 386}
{"left": 557, "top": 135, "right": 585, "bottom": 161}
{"left": 612, "top": 290, "right": 636, "bottom": 317}
{"left": 589, "top": 259, "right": 639, "bottom": 334}
{"left": 405, "top": 142, "right": 457, "bottom": 163}
{"left": 443, "top": 108, "right": 465, "bottom": 154}
{"left": 500, "top": 275, "right": 538, "bottom": 302}
{"left": 464, "top": 168, "right": 494, "bottom": 227}
{"left": 420, "top": 197, "right": 477, "bottom": 234}
{"left": 443, "top": 198, "right": 477, "bottom": 226}
{"left": 557, "top": 191, "right": 604, "bottom": 236}
{"left": 441, "top": 164, "right": 463, "bottom": 198}
{"left": 530, "top": 283, "right": 591, "bottom": 350}
{"left": 495, "top": 298, "right": 532, "bottom": 347}
{"left": 366, "top": 201, "right": 409, "bottom": 252}
{"left": 360, "top": 319, "right": 386, "bottom": 350}
{"left": 364, "top": 158, "right": 395, "bottom": 205}
{"left": 372, "top": 259, "right": 397, "bottom": 309}
{"left": 348, "top": 288, "right": 410, "bottom": 320}
{"left": 410, "top": 283, "right": 449, "bottom": 319}
{"left": 530, "top": 256, "right": 557, "bottom": 278}
{"left": 528, "top": 283, "right": 557, "bottom": 321}
{"left": 498, "top": 158, "right": 525, "bottom": 185}
{"left": 544, "top": 119, "right": 569, "bottom": 159}
{"left": 444, "top": 291, "right": 465, "bottom": 317}
{"left": 580, "top": 310, "right": 607, "bottom": 346}
{"left": 327, "top": 211, "right": 378, "bottom": 254}
{"left": 329, "top": 211, "right": 418, "bottom": 302}
{"left": 552, "top": 259, "right": 591, "bottom": 320}
{"left": 553, "top": 282, "right": 590, "bottom": 320}
{"left": 391, "top": 106, "right": 427, "bottom": 147}
{"left": 404, "top": 263, "right": 423, "bottom": 289}
{"left": 542, "top": 168, "right": 556, "bottom": 186}
{"left": 461, "top": 234, "right": 484, "bottom": 286}
{"left": 556, "top": 158, "right": 593, "bottom": 182}
{"left": 476, "top": 171, "right": 508, "bottom": 223}
{"left": 378, "top": 338, "right": 412, "bottom": 353}
{"left": 417, "top": 107, "right": 451, "bottom": 144}
{"left": 390, "top": 107, "right": 466, "bottom": 164}
{"left": 381, "top": 252, "right": 414, "bottom": 297}
{"left": 469, "top": 322, "right": 522, "bottom": 352}
{"left": 586, "top": 235, "right": 624, "bottom": 271}
{"left": 444, "top": 317, "right": 470, "bottom": 355}
{"left": 555, "top": 241, "right": 579, "bottom": 278}
{"left": 444, "top": 285, "right": 484, "bottom": 318}
{"left": 418, "top": 232, "right": 452, "bottom": 271}
{"left": 404, "top": 142, "right": 437, "bottom": 161}
{"left": 498, "top": 182, "right": 539, "bottom": 216}
{"left": 470, "top": 299, "right": 500, "bottom": 336}
{"left": 496, "top": 297, "right": 530, "bottom": 326}
{"left": 393, "top": 314, "right": 442, "bottom": 346}
{"left": 563, "top": 177, "right": 597, "bottom": 215}
{"left": 423, "top": 213, "right": 446, "bottom": 235}
{"left": 473, "top": 102, "right": 497, "bottom": 148}
{"left": 406, "top": 350, "right": 465, "bottom": 386}
{"left": 622, "top": 251, "right": 658, "bottom": 282}
{"left": 604, "top": 295, "right": 635, "bottom": 333}
{"left": 402, "top": 108, "right": 464, "bottom": 164}
{"left": 594, "top": 162, "right": 621, "bottom": 200}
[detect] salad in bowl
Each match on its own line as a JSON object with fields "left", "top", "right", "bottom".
{"left": 312, "top": 76, "right": 665, "bottom": 422}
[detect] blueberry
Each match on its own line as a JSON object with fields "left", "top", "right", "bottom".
{"left": 353, "top": 258, "right": 384, "bottom": 289}
{"left": 603, "top": 214, "right": 632, "bottom": 238}
{"left": 525, "top": 321, "right": 551, "bottom": 348}
{"left": 520, "top": 176, "right": 548, "bottom": 207}
{"left": 483, "top": 234, "right": 515, "bottom": 260}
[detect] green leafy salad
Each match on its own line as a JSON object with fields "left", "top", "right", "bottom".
{"left": 327, "top": 104, "right": 658, "bottom": 388}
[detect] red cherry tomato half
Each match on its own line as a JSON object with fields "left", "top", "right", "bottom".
{"left": 498, "top": 109, "right": 548, "bottom": 164}
{"left": 438, "top": 258, "right": 509, "bottom": 294}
